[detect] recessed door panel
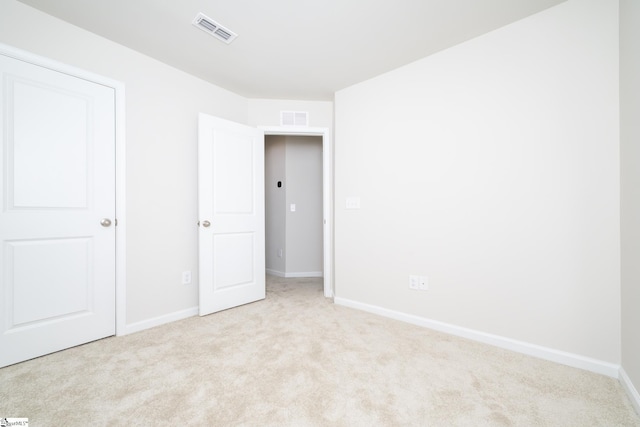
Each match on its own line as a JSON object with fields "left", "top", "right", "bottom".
{"left": 7, "top": 78, "right": 90, "bottom": 209}
{"left": 213, "top": 129, "right": 254, "bottom": 214}
{"left": 7, "top": 238, "right": 92, "bottom": 328}
{"left": 213, "top": 233, "right": 254, "bottom": 290}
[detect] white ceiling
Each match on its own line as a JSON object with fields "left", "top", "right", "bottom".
{"left": 17, "top": 0, "right": 565, "bottom": 101}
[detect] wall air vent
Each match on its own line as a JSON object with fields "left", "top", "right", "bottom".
{"left": 192, "top": 12, "right": 237, "bottom": 44}
{"left": 281, "top": 111, "right": 309, "bottom": 127}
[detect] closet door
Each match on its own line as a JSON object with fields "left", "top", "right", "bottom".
{"left": 0, "top": 53, "right": 116, "bottom": 367}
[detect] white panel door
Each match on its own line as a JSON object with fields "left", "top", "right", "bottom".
{"left": 0, "top": 54, "right": 115, "bottom": 367}
{"left": 198, "top": 113, "right": 265, "bottom": 316}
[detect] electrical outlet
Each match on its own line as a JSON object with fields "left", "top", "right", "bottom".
{"left": 182, "top": 270, "right": 192, "bottom": 285}
{"left": 409, "top": 275, "right": 420, "bottom": 290}
{"left": 409, "top": 275, "right": 428, "bottom": 291}
{"left": 278, "top": 248, "right": 283, "bottom": 258}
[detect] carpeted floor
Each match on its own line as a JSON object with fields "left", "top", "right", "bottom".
{"left": 1, "top": 275, "right": 639, "bottom": 426}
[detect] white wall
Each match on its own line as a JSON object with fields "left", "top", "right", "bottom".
{"left": 0, "top": 0, "right": 248, "bottom": 325}
{"left": 265, "top": 136, "right": 287, "bottom": 274}
{"left": 285, "top": 136, "right": 323, "bottom": 276}
{"left": 334, "top": 0, "right": 620, "bottom": 363}
{"left": 620, "top": 0, "right": 640, "bottom": 407}
{"left": 248, "top": 99, "right": 333, "bottom": 130}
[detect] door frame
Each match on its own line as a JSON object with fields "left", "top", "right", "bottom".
{"left": 260, "top": 126, "right": 333, "bottom": 298}
{"left": 0, "top": 43, "right": 127, "bottom": 336}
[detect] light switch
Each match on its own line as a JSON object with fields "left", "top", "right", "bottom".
{"left": 346, "top": 197, "right": 361, "bottom": 209}
{"left": 290, "top": 204, "right": 296, "bottom": 212}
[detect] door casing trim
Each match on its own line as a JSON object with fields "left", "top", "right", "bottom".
{"left": 260, "top": 126, "right": 333, "bottom": 298}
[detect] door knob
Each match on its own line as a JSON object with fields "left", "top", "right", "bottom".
{"left": 100, "top": 218, "right": 112, "bottom": 227}
{"left": 201, "top": 220, "right": 211, "bottom": 228}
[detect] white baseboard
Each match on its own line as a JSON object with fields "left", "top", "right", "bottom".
{"left": 620, "top": 368, "right": 640, "bottom": 416}
{"left": 266, "top": 269, "right": 323, "bottom": 278}
{"left": 266, "top": 269, "right": 285, "bottom": 277}
{"left": 334, "top": 297, "right": 620, "bottom": 378}
{"left": 285, "top": 271, "right": 323, "bottom": 278}
{"left": 120, "top": 306, "right": 198, "bottom": 336}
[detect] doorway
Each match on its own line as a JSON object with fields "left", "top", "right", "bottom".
{"left": 261, "top": 127, "right": 333, "bottom": 298}
{"left": 265, "top": 135, "right": 323, "bottom": 279}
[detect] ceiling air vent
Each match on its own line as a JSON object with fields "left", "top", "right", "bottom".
{"left": 192, "top": 12, "right": 237, "bottom": 44}
{"left": 281, "top": 111, "right": 309, "bottom": 127}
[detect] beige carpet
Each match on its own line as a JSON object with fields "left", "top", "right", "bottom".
{"left": 1, "top": 275, "right": 638, "bottom": 426}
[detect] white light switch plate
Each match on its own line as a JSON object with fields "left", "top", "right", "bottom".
{"left": 290, "top": 204, "right": 296, "bottom": 212}
{"left": 346, "top": 197, "right": 361, "bottom": 209}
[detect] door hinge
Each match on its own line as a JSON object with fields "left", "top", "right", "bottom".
{"left": 115, "top": 218, "right": 118, "bottom": 226}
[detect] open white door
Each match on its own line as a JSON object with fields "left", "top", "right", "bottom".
{"left": 0, "top": 53, "right": 116, "bottom": 367}
{"left": 198, "top": 113, "right": 265, "bottom": 316}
